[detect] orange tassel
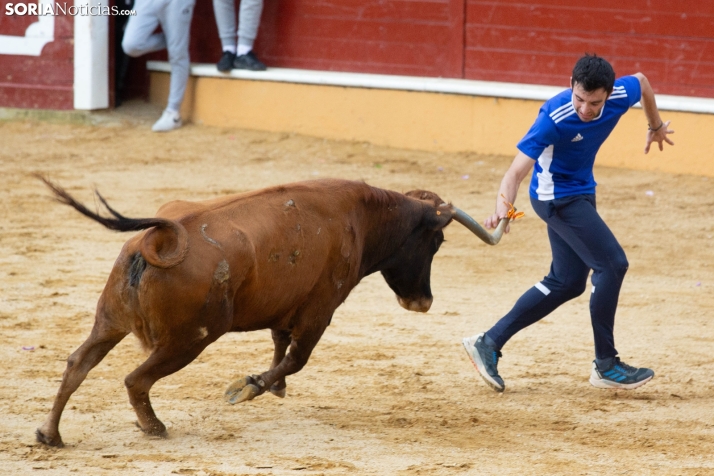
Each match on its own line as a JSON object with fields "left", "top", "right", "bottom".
{"left": 501, "top": 194, "right": 525, "bottom": 221}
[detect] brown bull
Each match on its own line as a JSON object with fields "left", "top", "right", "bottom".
{"left": 35, "top": 176, "right": 510, "bottom": 447}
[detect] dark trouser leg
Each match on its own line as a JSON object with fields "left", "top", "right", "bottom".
{"left": 487, "top": 221, "right": 589, "bottom": 349}
{"left": 486, "top": 195, "right": 627, "bottom": 359}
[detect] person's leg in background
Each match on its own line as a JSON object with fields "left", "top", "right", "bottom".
{"left": 122, "top": 0, "right": 165, "bottom": 58}
{"left": 234, "top": 0, "right": 266, "bottom": 71}
{"left": 212, "top": 0, "right": 237, "bottom": 72}
{"left": 151, "top": 0, "right": 195, "bottom": 132}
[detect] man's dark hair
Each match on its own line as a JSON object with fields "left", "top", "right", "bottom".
{"left": 571, "top": 54, "right": 615, "bottom": 94}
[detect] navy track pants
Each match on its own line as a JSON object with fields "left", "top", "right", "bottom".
{"left": 486, "top": 194, "right": 628, "bottom": 360}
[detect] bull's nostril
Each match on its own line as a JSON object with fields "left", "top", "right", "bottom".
{"left": 397, "top": 296, "right": 433, "bottom": 313}
{"left": 415, "top": 297, "right": 433, "bottom": 312}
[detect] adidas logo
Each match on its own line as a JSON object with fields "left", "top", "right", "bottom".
{"left": 571, "top": 133, "right": 584, "bottom": 142}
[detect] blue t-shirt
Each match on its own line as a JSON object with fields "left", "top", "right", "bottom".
{"left": 518, "top": 76, "right": 642, "bottom": 200}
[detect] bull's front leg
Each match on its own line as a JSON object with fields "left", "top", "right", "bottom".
{"left": 268, "top": 329, "right": 291, "bottom": 398}
{"left": 224, "top": 374, "right": 270, "bottom": 404}
{"left": 224, "top": 317, "right": 329, "bottom": 405}
{"left": 224, "top": 328, "right": 290, "bottom": 403}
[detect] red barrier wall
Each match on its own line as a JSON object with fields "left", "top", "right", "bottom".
{"left": 0, "top": 6, "right": 74, "bottom": 109}
{"left": 190, "top": 0, "right": 714, "bottom": 97}
{"left": 2, "top": 1, "right": 713, "bottom": 110}
{"left": 256, "top": 0, "right": 465, "bottom": 78}
{"left": 464, "top": 1, "right": 714, "bottom": 98}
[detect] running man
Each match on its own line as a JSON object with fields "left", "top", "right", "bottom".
{"left": 462, "top": 54, "right": 674, "bottom": 392}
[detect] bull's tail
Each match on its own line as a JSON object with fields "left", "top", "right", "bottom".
{"left": 36, "top": 174, "right": 189, "bottom": 269}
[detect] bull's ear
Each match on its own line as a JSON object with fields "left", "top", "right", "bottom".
{"left": 423, "top": 204, "right": 453, "bottom": 231}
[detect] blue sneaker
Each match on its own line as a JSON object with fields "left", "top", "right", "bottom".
{"left": 462, "top": 333, "right": 505, "bottom": 392}
{"left": 590, "top": 357, "right": 654, "bottom": 390}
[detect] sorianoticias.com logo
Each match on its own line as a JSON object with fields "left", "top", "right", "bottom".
{"left": 4, "top": 2, "right": 136, "bottom": 16}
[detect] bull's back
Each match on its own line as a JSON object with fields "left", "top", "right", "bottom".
{"left": 115, "top": 180, "right": 371, "bottom": 335}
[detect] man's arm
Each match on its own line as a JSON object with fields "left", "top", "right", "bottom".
{"left": 484, "top": 151, "right": 534, "bottom": 232}
{"left": 633, "top": 72, "right": 675, "bottom": 153}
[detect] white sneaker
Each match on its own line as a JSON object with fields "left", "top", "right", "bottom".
{"left": 151, "top": 110, "right": 182, "bottom": 132}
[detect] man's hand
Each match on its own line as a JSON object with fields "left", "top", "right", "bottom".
{"left": 485, "top": 211, "right": 511, "bottom": 233}
{"left": 645, "top": 120, "right": 675, "bottom": 153}
{"left": 486, "top": 151, "right": 534, "bottom": 233}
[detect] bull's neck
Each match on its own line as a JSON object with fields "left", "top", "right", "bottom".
{"left": 358, "top": 190, "right": 423, "bottom": 277}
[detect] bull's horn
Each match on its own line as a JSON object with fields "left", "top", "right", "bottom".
{"left": 450, "top": 207, "right": 510, "bottom": 245}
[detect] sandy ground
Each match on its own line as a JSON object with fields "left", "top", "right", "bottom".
{"left": 1, "top": 102, "right": 713, "bottom": 475}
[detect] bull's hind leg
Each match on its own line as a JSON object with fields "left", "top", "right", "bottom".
{"left": 128, "top": 257, "right": 234, "bottom": 436}
{"left": 36, "top": 324, "right": 128, "bottom": 447}
{"left": 268, "top": 329, "right": 291, "bottom": 398}
{"left": 225, "top": 314, "right": 331, "bottom": 404}
{"left": 124, "top": 334, "right": 218, "bottom": 437}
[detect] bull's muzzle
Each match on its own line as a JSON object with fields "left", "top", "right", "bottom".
{"left": 397, "top": 296, "right": 433, "bottom": 313}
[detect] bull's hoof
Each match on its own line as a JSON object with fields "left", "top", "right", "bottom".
{"left": 134, "top": 420, "right": 168, "bottom": 438}
{"left": 269, "top": 383, "right": 286, "bottom": 398}
{"left": 225, "top": 377, "right": 261, "bottom": 404}
{"left": 224, "top": 376, "right": 251, "bottom": 398}
{"left": 36, "top": 428, "right": 64, "bottom": 448}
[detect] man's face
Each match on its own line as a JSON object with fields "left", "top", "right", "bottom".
{"left": 571, "top": 81, "right": 610, "bottom": 122}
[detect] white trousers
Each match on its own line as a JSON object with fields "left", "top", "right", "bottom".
{"left": 212, "top": 0, "right": 264, "bottom": 50}
{"left": 122, "top": 0, "right": 195, "bottom": 112}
